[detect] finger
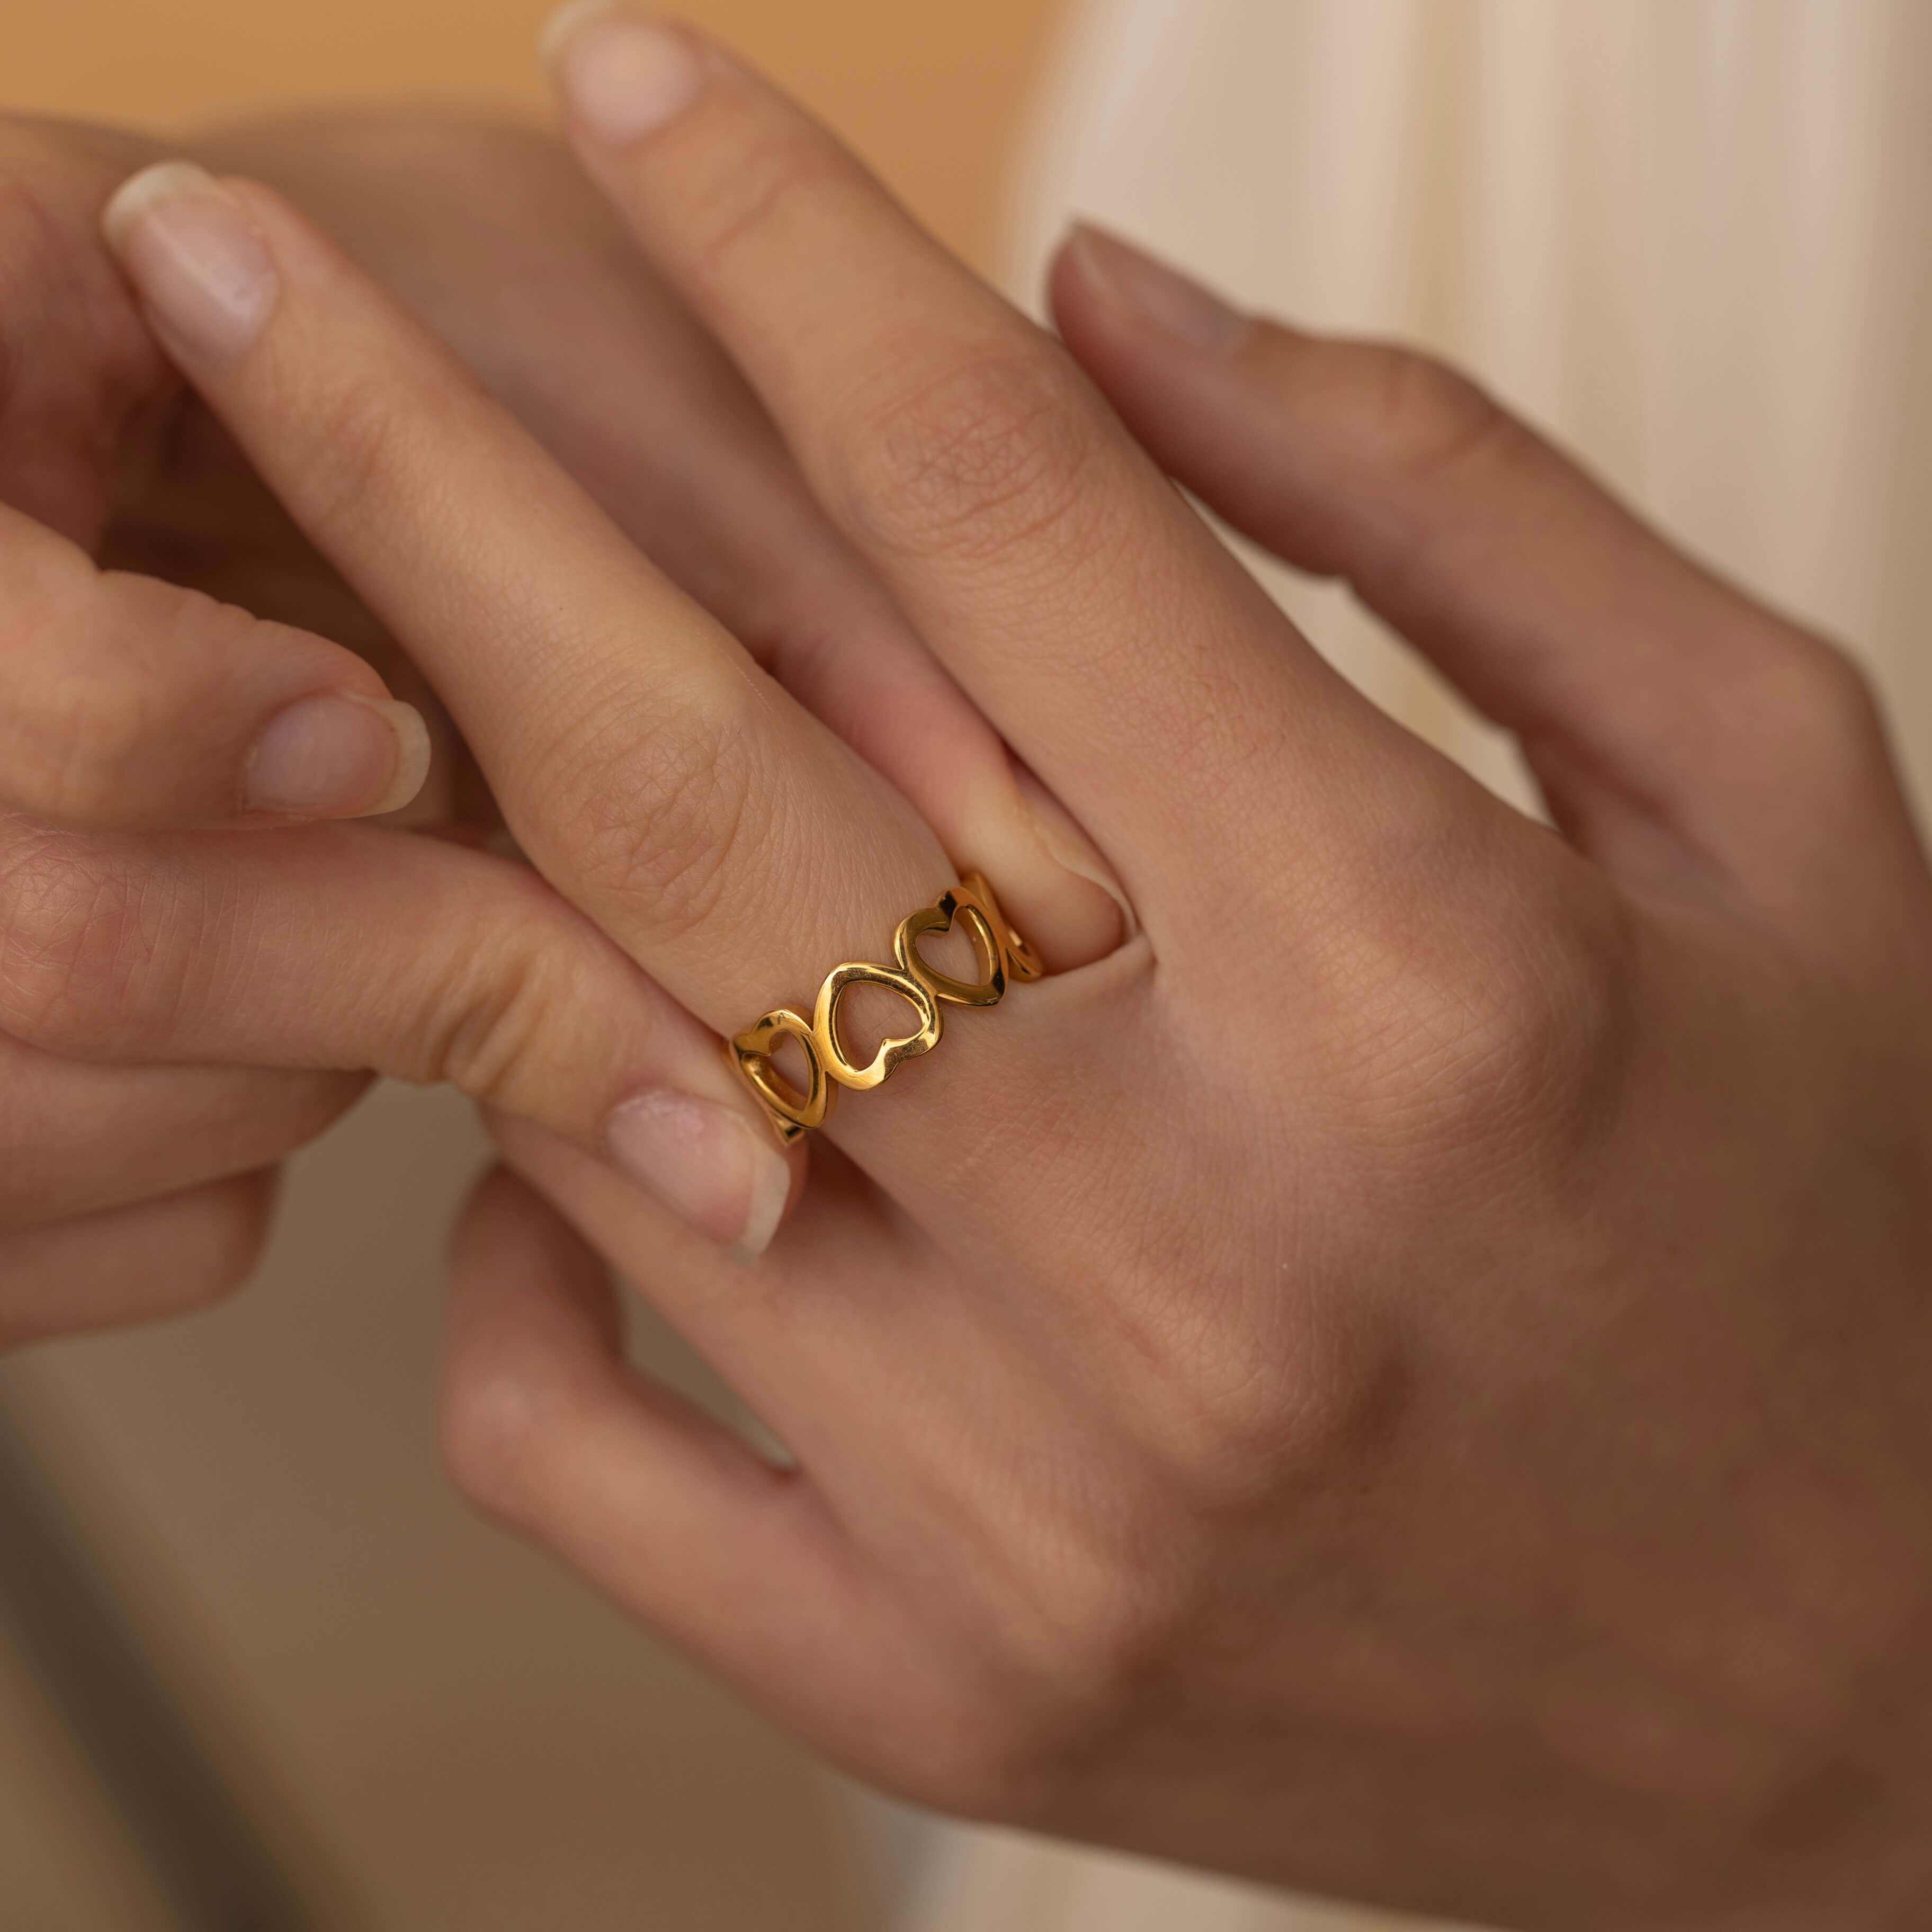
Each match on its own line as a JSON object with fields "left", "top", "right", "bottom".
{"left": 485, "top": 1103, "right": 911, "bottom": 1414}
{"left": 0, "top": 115, "right": 172, "bottom": 546}
{"left": 538, "top": 13, "right": 1405, "bottom": 915}
{"left": 0, "top": 1029, "right": 366, "bottom": 1227}
{"left": 1050, "top": 227, "right": 1932, "bottom": 918}
{"left": 0, "top": 128, "right": 432, "bottom": 830}
{"left": 0, "top": 816, "right": 798, "bottom": 1262}
{"left": 0, "top": 1169, "right": 280, "bottom": 1350}
{"left": 0, "top": 496, "right": 431, "bottom": 830}
{"left": 99, "top": 159, "right": 954, "bottom": 1029}
{"left": 441, "top": 1164, "right": 882, "bottom": 1731}
{"left": 193, "top": 115, "right": 1126, "bottom": 962}
{"left": 479, "top": 1111, "right": 1161, "bottom": 1800}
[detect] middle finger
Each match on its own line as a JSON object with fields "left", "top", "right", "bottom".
{"left": 541, "top": 13, "right": 1410, "bottom": 935}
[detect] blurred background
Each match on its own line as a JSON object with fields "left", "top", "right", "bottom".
{"left": 7, "top": 0, "right": 1063, "bottom": 268}
{"left": 5, "top": 2, "right": 1930, "bottom": 1929}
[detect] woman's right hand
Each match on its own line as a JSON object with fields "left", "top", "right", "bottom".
{"left": 1, "top": 102, "right": 1125, "bottom": 1350}
{"left": 0, "top": 117, "right": 800, "bottom": 1347}
{"left": 157, "top": 112, "right": 1131, "bottom": 967}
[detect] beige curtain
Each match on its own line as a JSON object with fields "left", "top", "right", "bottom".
{"left": 907, "top": 2, "right": 1932, "bottom": 1928}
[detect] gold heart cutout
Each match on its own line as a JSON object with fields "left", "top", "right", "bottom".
{"left": 812, "top": 962, "right": 942, "bottom": 1091}
{"left": 731, "top": 1008, "right": 832, "bottom": 1141}
{"left": 961, "top": 872, "right": 1043, "bottom": 983}
{"left": 895, "top": 890, "right": 1007, "bottom": 1008}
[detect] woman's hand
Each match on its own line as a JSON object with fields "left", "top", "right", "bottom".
{"left": 174, "top": 113, "right": 1128, "bottom": 965}
{"left": 102, "top": 18, "right": 1932, "bottom": 1930}
{"left": 0, "top": 117, "right": 401, "bottom": 1343}
{"left": 0, "top": 103, "right": 1111, "bottom": 1350}
{"left": 0, "top": 118, "right": 791, "bottom": 1346}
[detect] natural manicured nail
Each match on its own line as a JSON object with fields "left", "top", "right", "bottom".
{"left": 1067, "top": 223, "right": 1251, "bottom": 355}
{"left": 542, "top": 4, "right": 703, "bottom": 145}
{"left": 101, "top": 161, "right": 279, "bottom": 369}
{"left": 245, "top": 694, "right": 431, "bottom": 819}
{"left": 604, "top": 1091, "right": 791, "bottom": 1264}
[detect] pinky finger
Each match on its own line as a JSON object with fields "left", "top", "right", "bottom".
{"left": 441, "top": 1166, "right": 869, "bottom": 1697}
{"left": 0, "top": 1169, "right": 280, "bottom": 1350}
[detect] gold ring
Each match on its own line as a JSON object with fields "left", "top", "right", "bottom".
{"left": 729, "top": 872, "right": 1041, "bottom": 1143}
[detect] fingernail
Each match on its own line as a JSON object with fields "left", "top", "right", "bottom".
{"left": 102, "top": 161, "right": 279, "bottom": 369}
{"left": 542, "top": 5, "right": 703, "bottom": 146}
{"left": 1066, "top": 224, "right": 1250, "bottom": 355}
{"left": 245, "top": 694, "right": 431, "bottom": 819}
{"left": 604, "top": 1091, "right": 791, "bottom": 1264}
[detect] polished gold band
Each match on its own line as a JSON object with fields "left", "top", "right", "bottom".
{"left": 729, "top": 872, "right": 1042, "bottom": 1144}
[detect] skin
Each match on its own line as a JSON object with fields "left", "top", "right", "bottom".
{"left": 0, "top": 112, "right": 1119, "bottom": 1344}
{"left": 0, "top": 119, "right": 366, "bottom": 1339}
{"left": 92, "top": 17, "right": 1932, "bottom": 1930}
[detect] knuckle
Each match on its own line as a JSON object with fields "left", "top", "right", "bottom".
{"left": 541, "top": 678, "right": 763, "bottom": 940}
{"left": 833, "top": 343, "right": 1105, "bottom": 567}
{"left": 1144, "top": 1296, "right": 1398, "bottom": 1510}
{"left": 926, "top": 1516, "right": 1235, "bottom": 1814}
{"left": 0, "top": 570, "right": 148, "bottom": 825}
{"left": 1353, "top": 343, "right": 1523, "bottom": 495}
{"left": 428, "top": 948, "right": 559, "bottom": 1110}
{"left": 1092, "top": 1186, "right": 1401, "bottom": 1507}
{"left": 0, "top": 825, "right": 148, "bottom": 1051}
{"left": 679, "top": 119, "right": 856, "bottom": 294}
{"left": 288, "top": 369, "right": 426, "bottom": 549}
{"left": 927, "top": 1479, "right": 1226, "bottom": 1772}
{"left": 1336, "top": 842, "right": 1635, "bottom": 1174}
{"left": 384, "top": 867, "right": 576, "bottom": 1105}
{"left": 959, "top": 1572, "right": 1195, "bottom": 1797}
{"left": 21, "top": 579, "right": 265, "bottom": 824}
{"left": 901, "top": 1334, "right": 1404, "bottom": 1812}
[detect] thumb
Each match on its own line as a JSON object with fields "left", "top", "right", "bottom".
{"left": 0, "top": 818, "right": 799, "bottom": 1263}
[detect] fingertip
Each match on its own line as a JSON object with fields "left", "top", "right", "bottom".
{"left": 538, "top": 0, "right": 621, "bottom": 73}
{"left": 359, "top": 697, "right": 434, "bottom": 817}
{"left": 101, "top": 160, "right": 279, "bottom": 371}
{"left": 730, "top": 1125, "right": 793, "bottom": 1264}
{"left": 542, "top": 4, "right": 704, "bottom": 147}
{"left": 1053, "top": 222, "right": 1252, "bottom": 357}
{"left": 242, "top": 692, "right": 432, "bottom": 822}
{"left": 1045, "top": 218, "right": 1104, "bottom": 310}
{"left": 100, "top": 158, "right": 220, "bottom": 254}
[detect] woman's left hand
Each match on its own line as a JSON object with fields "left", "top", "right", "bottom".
{"left": 103, "top": 17, "right": 1932, "bottom": 1930}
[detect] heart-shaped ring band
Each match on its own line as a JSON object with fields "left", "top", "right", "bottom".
{"left": 728, "top": 872, "right": 1042, "bottom": 1144}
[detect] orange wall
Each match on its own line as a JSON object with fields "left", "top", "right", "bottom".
{"left": 7, "top": 0, "right": 1067, "bottom": 266}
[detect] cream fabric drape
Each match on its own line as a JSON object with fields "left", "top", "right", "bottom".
{"left": 906, "top": 3, "right": 1932, "bottom": 1928}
